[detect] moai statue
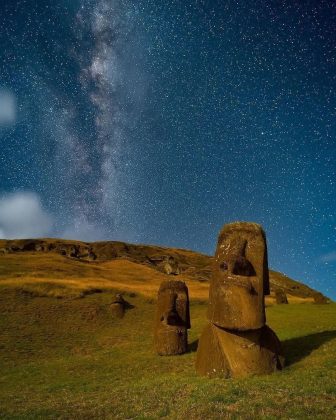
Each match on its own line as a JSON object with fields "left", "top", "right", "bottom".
{"left": 275, "top": 289, "right": 288, "bottom": 304}
{"left": 196, "top": 222, "right": 284, "bottom": 378}
{"left": 110, "top": 294, "right": 128, "bottom": 318}
{"left": 154, "top": 280, "right": 190, "bottom": 355}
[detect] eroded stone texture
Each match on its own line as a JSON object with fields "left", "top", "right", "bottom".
{"left": 196, "top": 221, "right": 284, "bottom": 378}
{"left": 154, "top": 280, "right": 190, "bottom": 355}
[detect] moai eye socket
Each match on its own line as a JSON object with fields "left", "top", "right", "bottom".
{"left": 232, "top": 257, "right": 256, "bottom": 276}
{"left": 219, "top": 262, "right": 228, "bottom": 271}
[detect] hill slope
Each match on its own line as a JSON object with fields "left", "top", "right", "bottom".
{"left": 0, "top": 238, "right": 329, "bottom": 303}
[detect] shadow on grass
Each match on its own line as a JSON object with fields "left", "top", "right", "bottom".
{"left": 188, "top": 331, "right": 336, "bottom": 362}
{"left": 282, "top": 330, "right": 336, "bottom": 365}
{"left": 188, "top": 339, "right": 199, "bottom": 353}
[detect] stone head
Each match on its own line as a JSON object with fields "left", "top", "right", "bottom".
{"left": 156, "top": 280, "right": 190, "bottom": 329}
{"left": 207, "top": 222, "right": 270, "bottom": 330}
{"left": 154, "top": 280, "right": 190, "bottom": 355}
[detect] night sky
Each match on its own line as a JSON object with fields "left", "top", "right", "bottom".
{"left": 0, "top": 1, "right": 335, "bottom": 298}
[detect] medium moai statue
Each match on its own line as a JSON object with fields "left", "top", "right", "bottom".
{"left": 154, "top": 280, "right": 190, "bottom": 355}
{"left": 196, "top": 222, "right": 284, "bottom": 378}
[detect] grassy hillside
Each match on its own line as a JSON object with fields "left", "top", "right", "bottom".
{"left": 0, "top": 242, "right": 335, "bottom": 418}
{"left": 0, "top": 288, "right": 335, "bottom": 418}
{"left": 0, "top": 238, "right": 330, "bottom": 303}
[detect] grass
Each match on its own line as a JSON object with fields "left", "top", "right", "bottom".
{"left": 0, "top": 252, "right": 335, "bottom": 418}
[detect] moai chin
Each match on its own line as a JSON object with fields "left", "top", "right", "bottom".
{"left": 196, "top": 222, "right": 284, "bottom": 378}
{"left": 154, "top": 280, "right": 190, "bottom": 355}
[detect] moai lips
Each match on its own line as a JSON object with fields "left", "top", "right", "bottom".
{"left": 154, "top": 280, "right": 190, "bottom": 355}
{"left": 208, "top": 222, "right": 270, "bottom": 331}
{"left": 196, "top": 222, "right": 284, "bottom": 378}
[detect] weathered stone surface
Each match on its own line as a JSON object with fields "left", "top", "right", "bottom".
{"left": 154, "top": 280, "right": 190, "bottom": 355}
{"left": 195, "top": 323, "right": 284, "bottom": 378}
{"left": 196, "top": 221, "right": 284, "bottom": 378}
{"left": 275, "top": 289, "right": 288, "bottom": 304}
{"left": 208, "top": 222, "right": 269, "bottom": 331}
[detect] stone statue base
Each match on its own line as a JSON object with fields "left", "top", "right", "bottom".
{"left": 195, "top": 324, "right": 284, "bottom": 378}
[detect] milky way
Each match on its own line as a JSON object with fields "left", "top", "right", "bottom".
{"left": 0, "top": 0, "right": 335, "bottom": 298}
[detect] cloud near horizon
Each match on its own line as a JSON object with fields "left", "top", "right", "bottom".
{"left": 0, "top": 192, "right": 53, "bottom": 239}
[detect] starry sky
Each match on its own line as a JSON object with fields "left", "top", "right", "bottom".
{"left": 0, "top": 0, "right": 335, "bottom": 298}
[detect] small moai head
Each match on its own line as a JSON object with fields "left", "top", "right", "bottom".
{"left": 154, "top": 280, "right": 190, "bottom": 355}
{"left": 110, "top": 294, "right": 126, "bottom": 318}
{"left": 208, "top": 222, "right": 270, "bottom": 330}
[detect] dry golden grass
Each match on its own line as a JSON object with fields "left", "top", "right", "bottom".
{"left": 0, "top": 237, "right": 326, "bottom": 303}
{"left": 0, "top": 252, "right": 209, "bottom": 299}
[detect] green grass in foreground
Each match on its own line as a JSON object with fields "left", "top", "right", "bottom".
{"left": 0, "top": 288, "right": 335, "bottom": 419}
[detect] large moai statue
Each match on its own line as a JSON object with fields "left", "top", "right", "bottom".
{"left": 154, "top": 280, "right": 190, "bottom": 355}
{"left": 196, "top": 222, "right": 284, "bottom": 378}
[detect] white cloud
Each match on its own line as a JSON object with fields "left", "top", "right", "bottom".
{"left": 319, "top": 251, "right": 336, "bottom": 263}
{"left": 0, "top": 89, "right": 16, "bottom": 126}
{"left": 0, "top": 192, "right": 53, "bottom": 239}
